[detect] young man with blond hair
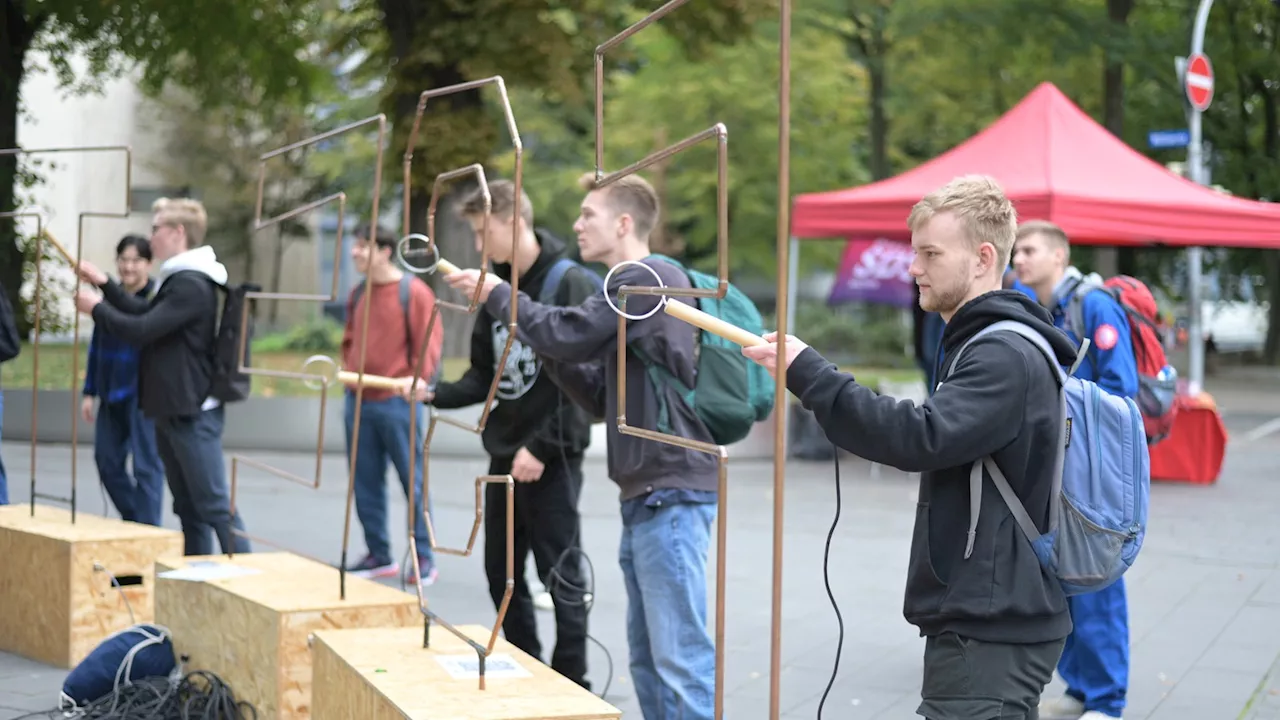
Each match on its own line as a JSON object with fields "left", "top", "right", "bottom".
{"left": 444, "top": 172, "right": 719, "bottom": 719}
{"left": 74, "top": 197, "right": 248, "bottom": 555}
{"left": 1013, "top": 220, "right": 1136, "bottom": 720}
{"left": 744, "top": 175, "right": 1076, "bottom": 718}
{"left": 404, "top": 179, "right": 599, "bottom": 688}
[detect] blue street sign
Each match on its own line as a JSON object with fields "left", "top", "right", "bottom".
{"left": 1148, "top": 129, "right": 1190, "bottom": 149}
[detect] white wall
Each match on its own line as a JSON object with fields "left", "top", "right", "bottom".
{"left": 15, "top": 52, "right": 165, "bottom": 271}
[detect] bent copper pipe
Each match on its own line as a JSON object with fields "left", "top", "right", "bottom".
{"left": 398, "top": 76, "right": 525, "bottom": 688}
{"left": 0, "top": 145, "right": 133, "bottom": 525}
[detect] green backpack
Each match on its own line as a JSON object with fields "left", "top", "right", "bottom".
{"left": 636, "top": 255, "right": 776, "bottom": 446}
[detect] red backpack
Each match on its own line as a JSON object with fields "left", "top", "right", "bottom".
{"left": 1067, "top": 274, "right": 1178, "bottom": 445}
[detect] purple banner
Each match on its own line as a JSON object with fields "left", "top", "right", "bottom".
{"left": 828, "top": 238, "right": 916, "bottom": 308}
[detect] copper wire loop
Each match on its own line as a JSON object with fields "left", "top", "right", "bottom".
{"left": 0, "top": 145, "right": 134, "bottom": 525}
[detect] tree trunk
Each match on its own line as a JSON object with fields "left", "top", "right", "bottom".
{"left": 0, "top": 7, "right": 36, "bottom": 338}
{"left": 269, "top": 225, "right": 285, "bottom": 327}
{"left": 867, "top": 57, "right": 889, "bottom": 181}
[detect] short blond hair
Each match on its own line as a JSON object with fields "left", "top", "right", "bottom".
{"left": 907, "top": 175, "right": 1017, "bottom": 269}
{"left": 152, "top": 197, "right": 208, "bottom": 247}
{"left": 1016, "top": 219, "right": 1071, "bottom": 260}
{"left": 578, "top": 172, "right": 659, "bottom": 241}
{"left": 458, "top": 179, "right": 533, "bottom": 228}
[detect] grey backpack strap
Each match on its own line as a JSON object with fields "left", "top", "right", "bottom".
{"left": 954, "top": 320, "right": 1070, "bottom": 559}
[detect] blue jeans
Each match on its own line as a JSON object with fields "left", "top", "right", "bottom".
{"left": 153, "top": 405, "right": 250, "bottom": 555}
{"left": 343, "top": 393, "right": 434, "bottom": 565}
{"left": 619, "top": 500, "right": 717, "bottom": 720}
{"left": 0, "top": 389, "right": 7, "bottom": 505}
{"left": 1058, "top": 577, "right": 1129, "bottom": 717}
{"left": 94, "top": 396, "right": 165, "bottom": 526}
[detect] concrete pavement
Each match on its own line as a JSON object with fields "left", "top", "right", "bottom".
{"left": 1, "top": 402, "right": 1278, "bottom": 719}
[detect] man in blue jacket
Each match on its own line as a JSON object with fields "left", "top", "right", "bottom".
{"left": 1012, "top": 220, "right": 1137, "bottom": 720}
{"left": 80, "top": 235, "right": 165, "bottom": 526}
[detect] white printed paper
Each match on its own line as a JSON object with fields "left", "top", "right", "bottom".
{"left": 434, "top": 653, "right": 531, "bottom": 680}
{"left": 158, "top": 561, "right": 263, "bottom": 582}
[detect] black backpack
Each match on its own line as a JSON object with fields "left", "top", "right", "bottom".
{"left": 209, "top": 281, "right": 261, "bottom": 404}
{"left": 0, "top": 279, "right": 20, "bottom": 364}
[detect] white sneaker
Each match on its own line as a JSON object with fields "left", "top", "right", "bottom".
{"left": 1038, "top": 694, "right": 1085, "bottom": 719}
{"left": 1079, "top": 712, "right": 1122, "bottom": 720}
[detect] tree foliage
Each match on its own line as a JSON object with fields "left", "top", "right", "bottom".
{"left": 1, "top": 0, "right": 323, "bottom": 336}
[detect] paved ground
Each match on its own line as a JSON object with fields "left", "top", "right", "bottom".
{"left": 1, "top": 386, "right": 1278, "bottom": 719}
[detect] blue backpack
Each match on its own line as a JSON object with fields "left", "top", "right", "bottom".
{"left": 947, "top": 320, "right": 1150, "bottom": 596}
{"left": 639, "top": 255, "right": 775, "bottom": 446}
{"left": 538, "top": 257, "right": 603, "bottom": 304}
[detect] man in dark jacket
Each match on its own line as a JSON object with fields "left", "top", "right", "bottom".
{"left": 443, "top": 172, "right": 719, "bottom": 720}
{"left": 74, "top": 197, "right": 248, "bottom": 555}
{"left": 744, "top": 175, "right": 1076, "bottom": 719}
{"left": 80, "top": 234, "right": 165, "bottom": 526}
{"left": 406, "top": 179, "right": 599, "bottom": 689}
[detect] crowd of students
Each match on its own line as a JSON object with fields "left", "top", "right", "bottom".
{"left": 0, "top": 171, "right": 1147, "bottom": 720}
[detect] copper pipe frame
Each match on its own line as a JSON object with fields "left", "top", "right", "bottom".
{"left": 0, "top": 145, "right": 133, "bottom": 524}
{"left": 394, "top": 77, "right": 524, "bottom": 690}
{"left": 596, "top": 0, "right": 791, "bottom": 716}
{"left": 224, "top": 115, "right": 388, "bottom": 605}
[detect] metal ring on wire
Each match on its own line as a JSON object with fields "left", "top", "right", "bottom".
{"left": 396, "top": 233, "right": 441, "bottom": 274}
{"left": 602, "top": 259, "right": 667, "bottom": 321}
{"left": 301, "top": 354, "right": 339, "bottom": 391}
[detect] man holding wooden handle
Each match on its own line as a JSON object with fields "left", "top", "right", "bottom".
{"left": 340, "top": 223, "right": 444, "bottom": 586}
{"left": 444, "top": 172, "right": 720, "bottom": 720}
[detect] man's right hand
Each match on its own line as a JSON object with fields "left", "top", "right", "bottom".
{"left": 80, "top": 397, "right": 95, "bottom": 423}
{"left": 399, "top": 378, "right": 433, "bottom": 404}
{"left": 76, "top": 260, "right": 107, "bottom": 286}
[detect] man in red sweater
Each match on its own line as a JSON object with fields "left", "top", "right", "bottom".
{"left": 342, "top": 224, "right": 444, "bottom": 586}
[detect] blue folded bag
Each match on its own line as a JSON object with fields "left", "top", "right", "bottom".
{"left": 60, "top": 623, "right": 176, "bottom": 709}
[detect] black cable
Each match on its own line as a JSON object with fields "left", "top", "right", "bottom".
{"left": 13, "top": 669, "right": 256, "bottom": 720}
{"left": 817, "top": 442, "right": 844, "bottom": 720}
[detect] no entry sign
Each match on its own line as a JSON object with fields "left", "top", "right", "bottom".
{"left": 1185, "top": 53, "right": 1214, "bottom": 112}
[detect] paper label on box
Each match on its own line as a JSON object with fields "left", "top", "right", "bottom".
{"left": 158, "top": 561, "right": 263, "bottom": 582}
{"left": 435, "top": 653, "right": 531, "bottom": 680}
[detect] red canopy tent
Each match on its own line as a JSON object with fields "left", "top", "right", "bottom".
{"left": 791, "top": 82, "right": 1280, "bottom": 248}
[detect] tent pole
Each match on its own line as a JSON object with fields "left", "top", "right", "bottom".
{"left": 1185, "top": 0, "right": 1215, "bottom": 394}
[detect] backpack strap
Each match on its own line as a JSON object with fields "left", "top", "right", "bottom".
{"left": 945, "top": 320, "right": 1071, "bottom": 559}
{"left": 538, "top": 258, "right": 576, "bottom": 306}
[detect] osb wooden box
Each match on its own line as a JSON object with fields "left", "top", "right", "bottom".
{"left": 0, "top": 504, "right": 184, "bottom": 668}
{"left": 311, "top": 624, "right": 622, "bottom": 720}
{"left": 154, "top": 551, "right": 421, "bottom": 719}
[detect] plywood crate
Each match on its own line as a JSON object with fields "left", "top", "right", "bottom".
{"left": 0, "top": 503, "right": 184, "bottom": 668}
{"left": 311, "top": 624, "right": 622, "bottom": 720}
{"left": 154, "top": 551, "right": 421, "bottom": 719}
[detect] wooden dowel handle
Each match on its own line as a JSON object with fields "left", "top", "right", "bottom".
{"left": 663, "top": 299, "right": 766, "bottom": 348}
{"left": 435, "top": 258, "right": 460, "bottom": 275}
{"left": 336, "top": 370, "right": 406, "bottom": 390}
{"left": 41, "top": 229, "right": 78, "bottom": 266}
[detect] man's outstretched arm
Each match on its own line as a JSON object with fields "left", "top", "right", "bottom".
{"left": 746, "top": 334, "right": 1030, "bottom": 473}
{"left": 473, "top": 264, "right": 663, "bottom": 365}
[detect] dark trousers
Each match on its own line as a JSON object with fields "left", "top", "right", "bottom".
{"left": 94, "top": 396, "right": 165, "bottom": 526}
{"left": 918, "top": 632, "right": 1065, "bottom": 720}
{"left": 153, "top": 405, "right": 251, "bottom": 556}
{"left": 483, "top": 453, "right": 589, "bottom": 687}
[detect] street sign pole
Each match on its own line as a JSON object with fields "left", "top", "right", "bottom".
{"left": 1185, "top": 0, "right": 1215, "bottom": 395}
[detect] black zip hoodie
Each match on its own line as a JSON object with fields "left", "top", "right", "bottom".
{"left": 786, "top": 290, "right": 1078, "bottom": 644}
{"left": 431, "top": 229, "right": 598, "bottom": 463}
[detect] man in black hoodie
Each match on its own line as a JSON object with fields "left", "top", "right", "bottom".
{"left": 745, "top": 175, "right": 1076, "bottom": 719}
{"left": 405, "top": 180, "right": 600, "bottom": 689}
